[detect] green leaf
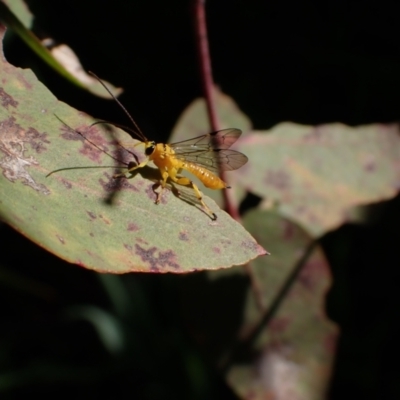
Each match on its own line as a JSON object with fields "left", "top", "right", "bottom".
{"left": 179, "top": 210, "right": 337, "bottom": 398}
{"left": 0, "top": 4, "right": 122, "bottom": 98}
{"left": 1, "top": 0, "right": 33, "bottom": 28}
{"left": 225, "top": 210, "right": 338, "bottom": 399}
{"left": 236, "top": 122, "right": 400, "bottom": 237}
{"left": 0, "top": 25, "right": 266, "bottom": 273}
{"left": 171, "top": 88, "right": 252, "bottom": 139}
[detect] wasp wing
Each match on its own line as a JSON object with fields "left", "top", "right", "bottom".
{"left": 180, "top": 149, "right": 248, "bottom": 173}
{"left": 171, "top": 128, "right": 248, "bottom": 173}
{"left": 171, "top": 128, "right": 242, "bottom": 150}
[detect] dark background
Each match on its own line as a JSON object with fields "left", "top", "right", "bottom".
{"left": 1, "top": 0, "right": 400, "bottom": 398}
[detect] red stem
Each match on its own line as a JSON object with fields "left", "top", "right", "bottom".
{"left": 193, "top": 0, "right": 219, "bottom": 131}
{"left": 193, "top": 0, "right": 240, "bottom": 220}
{"left": 192, "top": 1, "right": 265, "bottom": 312}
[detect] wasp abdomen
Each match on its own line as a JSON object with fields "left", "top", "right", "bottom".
{"left": 184, "top": 163, "right": 226, "bottom": 189}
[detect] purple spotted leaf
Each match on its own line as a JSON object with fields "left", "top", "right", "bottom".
{"left": 0, "top": 25, "right": 266, "bottom": 273}
{"left": 236, "top": 123, "right": 400, "bottom": 237}
{"left": 179, "top": 210, "right": 337, "bottom": 398}
{"left": 228, "top": 210, "right": 338, "bottom": 399}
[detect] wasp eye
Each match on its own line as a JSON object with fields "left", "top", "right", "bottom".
{"left": 145, "top": 142, "right": 156, "bottom": 156}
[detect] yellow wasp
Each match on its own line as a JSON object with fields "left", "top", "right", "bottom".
{"left": 79, "top": 73, "right": 248, "bottom": 220}
{"left": 116, "top": 127, "right": 247, "bottom": 220}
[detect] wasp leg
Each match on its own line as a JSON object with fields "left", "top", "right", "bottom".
{"left": 170, "top": 175, "right": 217, "bottom": 220}
{"left": 154, "top": 169, "right": 169, "bottom": 204}
{"left": 113, "top": 159, "right": 149, "bottom": 179}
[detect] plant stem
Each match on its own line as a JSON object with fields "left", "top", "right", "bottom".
{"left": 192, "top": 0, "right": 239, "bottom": 220}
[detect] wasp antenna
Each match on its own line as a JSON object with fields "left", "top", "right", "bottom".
{"left": 90, "top": 120, "right": 143, "bottom": 140}
{"left": 88, "top": 71, "right": 148, "bottom": 142}
{"left": 54, "top": 113, "right": 131, "bottom": 164}
{"left": 46, "top": 165, "right": 125, "bottom": 178}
